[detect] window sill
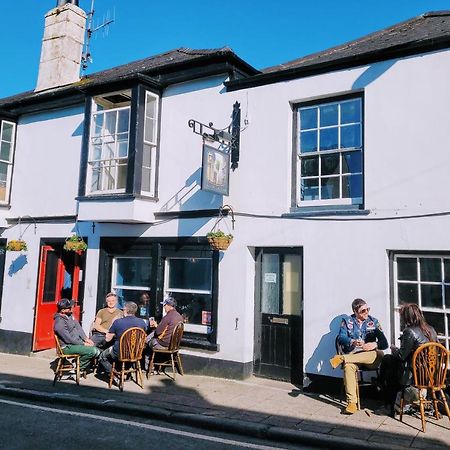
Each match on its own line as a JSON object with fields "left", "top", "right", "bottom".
{"left": 77, "top": 193, "right": 158, "bottom": 202}
{"left": 285, "top": 205, "right": 370, "bottom": 218}
{"left": 182, "top": 336, "right": 219, "bottom": 351}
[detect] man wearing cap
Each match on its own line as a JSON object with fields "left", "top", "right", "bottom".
{"left": 97, "top": 301, "right": 147, "bottom": 376}
{"left": 329, "top": 298, "right": 388, "bottom": 414}
{"left": 53, "top": 298, "right": 100, "bottom": 372}
{"left": 146, "top": 296, "right": 183, "bottom": 360}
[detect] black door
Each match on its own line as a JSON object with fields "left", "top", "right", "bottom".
{"left": 253, "top": 249, "right": 303, "bottom": 384}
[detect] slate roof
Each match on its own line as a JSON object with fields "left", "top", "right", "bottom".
{"left": 0, "top": 47, "right": 257, "bottom": 112}
{"left": 227, "top": 11, "right": 450, "bottom": 90}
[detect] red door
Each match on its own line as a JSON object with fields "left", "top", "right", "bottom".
{"left": 33, "top": 245, "right": 83, "bottom": 351}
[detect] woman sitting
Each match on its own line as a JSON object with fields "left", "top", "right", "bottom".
{"left": 380, "top": 303, "right": 437, "bottom": 415}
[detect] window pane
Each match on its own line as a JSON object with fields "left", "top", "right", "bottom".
{"left": 423, "top": 312, "right": 445, "bottom": 335}
{"left": 117, "top": 139, "right": 128, "bottom": 158}
{"left": 319, "top": 127, "right": 338, "bottom": 150}
{"left": 397, "top": 257, "right": 417, "bottom": 281}
{"left": 321, "top": 154, "right": 339, "bottom": 176}
{"left": 301, "top": 178, "right": 319, "bottom": 200}
{"left": 115, "top": 258, "right": 152, "bottom": 287}
{"left": 445, "top": 285, "right": 450, "bottom": 309}
{"left": 0, "top": 142, "right": 11, "bottom": 161}
{"left": 176, "top": 292, "right": 212, "bottom": 327}
{"left": 341, "top": 100, "right": 361, "bottom": 124}
{"left": 320, "top": 104, "right": 338, "bottom": 127}
{"left": 321, "top": 177, "right": 339, "bottom": 199}
{"left": 117, "top": 109, "right": 130, "bottom": 134}
{"left": 141, "top": 167, "right": 151, "bottom": 192}
{"left": 117, "top": 164, "right": 127, "bottom": 189}
{"left": 146, "top": 94, "right": 157, "bottom": 119}
{"left": 342, "top": 174, "right": 362, "bottom": 199}
{"left": 0, "top": 163, "right": 7, "bottom": 201}
{"left": 144, "top": 117, "right": 156, "bottom": 143}
{"left": 300, "top": 107, "right": 317, "bottom": 130}
{"left": 420, "top": 258, "right": 441, "bottom": 282}
{"left": 300, "top": 130, "right": 317, "bottom": 153}
{"left": 1, "top": 122, "right": 13, "bottom": 142}
{"left": 90, "top": 162, "right": 101, "bottom": 191}
{"left": 168, "top": 259, "right": 212, "bottom": 291}
{"left": 143, "top": 143, "right": 152, "bottom": 167}
{"left": 445, "top": 259, "right": 450, "bottom": 283}
{"left": 341, "top": 124, "right": 361, "bottom": 148}
{"left": 342, "top": 151, "right": 362, "bottom": 174}
{"left": 262, "top": 254, "right": 280, "bottom": 314}
{"left": 397, "top": 283, "right": 418, "bottom": 304}
{"left": 421, "top": 284, "right": 442, "bottom": 308}
{"left": 93, "top": 113, "right": 103, "bottom": 136}
{"left": 92, "top": 144, "right": 102, "bottom": 161}
{"left": 104, "top": 111, "right": 117, "bottom": 136}
{"left": 301, "top": 156, "right": 318, "bottom": 177}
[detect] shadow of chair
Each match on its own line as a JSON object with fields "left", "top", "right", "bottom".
{"left": 109, "top": 327, "right": 146, "bottom": 392}
{"left": 399, "top": 342, "right": 450, "bottom": 432}
{"left": 53, "top": 335, "right": 81, "bottom": 385}
{"left": 146, "top": 322, "right": 184, "bottom": 380}
{"left": 335, "top": 336, "right": 380, "bottom": 410}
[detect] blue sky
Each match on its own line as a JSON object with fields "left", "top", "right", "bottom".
{"left": 1, "top": 0, "right": 449, "bottom": 98}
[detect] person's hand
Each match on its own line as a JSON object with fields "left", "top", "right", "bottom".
{"left": 352, "top": 339, "right": 364, "bottom": 347}
{"left": 150, "top": 319, "right": 157, "bottom": 328}
{"left": 362, "top": 342, "right": 377, "bottom": 351}
{"left": 84, "top": 338, "right": 95, "bottom": 346}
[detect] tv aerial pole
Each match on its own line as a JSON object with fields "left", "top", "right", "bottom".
{"left": 81, "top": 0, "right": 115, "bottom": 73}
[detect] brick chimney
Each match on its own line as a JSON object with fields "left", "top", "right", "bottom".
{"left": 35, "top": 1, "right": 86, "bottom": 92}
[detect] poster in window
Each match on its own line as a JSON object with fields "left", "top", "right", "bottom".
{"left": 201, "top": 144, "right": 230, "bottom": 196}
{"left": 202, "top": 310, "right": 212, "bottom": 325}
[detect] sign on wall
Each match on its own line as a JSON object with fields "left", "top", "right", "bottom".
{"left": 201, "top": 144, "right": 230, "bottom": 196}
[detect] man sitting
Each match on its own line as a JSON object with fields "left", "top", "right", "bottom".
{"left": 91, "top": 292, "right": 123, "bottom": 348}
{"left": 97, "top": 301, "right": 146, "bottom": 377}
{"left": 329, "top": 298, "right": 388, "bottom": 414}
{"left": 53, "top": 298, "right": 100, "bottom": 373}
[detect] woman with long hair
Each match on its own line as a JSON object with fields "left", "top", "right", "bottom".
{"left": 380, "top": 303, "right": 437, "bottom": 415}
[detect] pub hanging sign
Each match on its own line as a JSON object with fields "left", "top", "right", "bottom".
{"left": 201, "top": 144, "right": 230, "bottom": 196}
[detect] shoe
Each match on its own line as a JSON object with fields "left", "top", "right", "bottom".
{"left": 344, "top": 403, "right": 358, "bottom": 414}
{"left": 330, "top": 355, "right": 343, "bottom": 369}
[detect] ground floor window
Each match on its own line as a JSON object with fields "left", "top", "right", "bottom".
{"left": 165, "top": 257, "right": 212, "bottom": 335}
{"left": 112, "top": 256, "right": 152, "bottom": 318}
{"left": 393, "top": 253, "right": 450, "bottom": 349}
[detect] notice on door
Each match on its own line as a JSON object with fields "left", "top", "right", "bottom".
{"left": 264, "top": 272, "right": 277, "bottom": 283}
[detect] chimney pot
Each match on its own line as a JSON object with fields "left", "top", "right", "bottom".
{"left": 57, "top": 0, "right": 79, "bottom": 6}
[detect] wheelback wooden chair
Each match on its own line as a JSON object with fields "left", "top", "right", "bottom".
{"left": 53, "top": 334, "right": 81, "bottom": 385}
{"left": 399, "top": 342, "right": 450, "bottom": 432}
{"left": 109, "top": 327, "right": 147, "bottom": 392}
{"left": 335, "top": 336, "right": 380, "bottom": 410}
{"left": 146, "top": 321, "right": 184, "bottom": 380}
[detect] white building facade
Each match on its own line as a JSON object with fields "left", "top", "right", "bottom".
{"left": 0, "top": 6, "right": 449, "bottom": 384}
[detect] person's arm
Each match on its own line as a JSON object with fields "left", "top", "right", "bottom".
{"left": 374, "top": 321, "right": 389, "bottom": 350}
{"left": 105, "top": 322, "right": 117, "bottom": 343}
{"left": 154, "top": 314, "right": 169, "bottom": 337}
{"left": 397, "top": 328, "right": 415, "bottom": 361}
{"left": 93, "top": 316, "right": 108, "bottom": 334}
{"left": 54, "top": 316, "right": 83, "bottom": 345}
{"left": 337, "top": 319, "right": 352, "bottom": 351}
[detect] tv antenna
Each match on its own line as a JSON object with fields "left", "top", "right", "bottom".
{"left": 81, "top": 0, "right": 115, "bottom": 73}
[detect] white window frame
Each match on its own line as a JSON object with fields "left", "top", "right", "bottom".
{"left": 141, "top": 91, "right": 159, "bottom": 197}
{"left": 296, "top": 98, "right": 363, "bottom": 207}
{"left": 0, "top": 120, "right": 16, "bottom": 204}
{"left": 164, "top": 257, "right": 212, "bottom": 334}
{"left": 393, "top": 253, "right": 450, "bottom": 350}
{"left": 87, "top": 92, "right": 131, "bottom": 194}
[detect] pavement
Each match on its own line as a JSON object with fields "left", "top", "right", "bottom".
{"left": 0, "top": 352, "right": 449, "bottom": 450}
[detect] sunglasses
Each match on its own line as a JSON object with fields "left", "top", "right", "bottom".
{"left": 358, "top": 307, "right": 370, "bottom": 314}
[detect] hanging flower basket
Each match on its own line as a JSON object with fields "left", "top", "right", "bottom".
{"left": 64, "top": 235, "right": 88, "bottom": 253}
{"left": 206, "top": 231, "right": 233, "bottom": 251}
{"left": 6, "top": 239, "right": 27, "bottom": 252}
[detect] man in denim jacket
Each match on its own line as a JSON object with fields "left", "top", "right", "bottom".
{"left": 330, "top": 298, "right": 388, "bottom": 414}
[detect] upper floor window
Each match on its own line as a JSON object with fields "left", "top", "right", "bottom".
{"left": 84, "top": 87, "right": 159, "bottom": 197}
{"left": 297, "top": 97, "right": 362, "bottom": 207}
{"left": 0, "top": 120, "right": 16, "bottom": 204}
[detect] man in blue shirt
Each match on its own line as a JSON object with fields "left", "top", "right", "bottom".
{"left": 97, "top": 301, "right": 146, "bottom": 376}
{"left": 330, "top": 298, "right": 388, "bottom": 414}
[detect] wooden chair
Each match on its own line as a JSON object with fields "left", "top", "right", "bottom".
{"left": 399, "top": 342, "right": 450, "bottom": 432}
{"left": 109, "top": 327, "right": 146, "bottom": 392}
{"left": 53, "top": 334, "right": 81, "bottom": 385}
{"left": 335, "top": 336, "right": 380, "bottom": 410}
{"left": 146, "top": 322, "right": 184, "bottom": 380}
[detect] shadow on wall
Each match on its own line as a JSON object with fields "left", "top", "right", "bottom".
{"left": 8, "top": 254, "right": 28, "bottom": 276}
{"left": 159, "top": 168, "right": 223, "bottom": 237}
{"left": 305, "top": 315, "right": 344, "bottom": 378}
{"left": 352, "top": 60, "right": 396, "bottom": 90}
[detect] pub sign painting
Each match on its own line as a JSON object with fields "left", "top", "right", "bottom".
{"left": 201, "top": 144, "right": 230, "bottom": 195}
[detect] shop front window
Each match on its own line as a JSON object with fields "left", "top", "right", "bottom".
{"left": 165, "top": 257, "right": 212, "bottom": 335}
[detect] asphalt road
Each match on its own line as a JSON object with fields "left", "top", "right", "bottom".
{"left": 0, "top": 396, "right": 320, "bottom": 450}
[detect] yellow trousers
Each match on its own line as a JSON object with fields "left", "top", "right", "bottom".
{"left": 342, "top": 350, "right": 383, "bottom": 404}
